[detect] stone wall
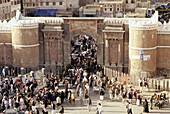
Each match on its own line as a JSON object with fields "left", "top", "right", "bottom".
{"left": 157, "top": 34, "right": 170, "bottom": 76}
{"left": 66, "top": 0, "right": 79, "bottom": 9}
{"left": 0, "top": 33, "right": 12, "bottom": 66}
{"left": 123, "top": 24, "right": 129, "bottom": 73}
{"left": 79, "top": 0, "right": 94, "bottom": 7}
{"left": 38, "top": 23, "right": 45, "bottom": 69}
{"left": 1, "top": 11, "right": 170, "bottom": 80}
{"left": 129, "top": 28, "right": 157, "bottom": 80}
{"left": 12, "top": 26, "right": 39, "bottom": 68}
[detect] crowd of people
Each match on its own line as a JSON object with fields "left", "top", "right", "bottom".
{"left": 0, "top": 34, "right": 168, "bottom": 114}
{"left": 150, "top": 92, "right": 168, "bottom": 110}
{"left": 0, "top": 74, "right": 65, "bottom": 114}
{"left": 71, "top": 35, "right": 97, "bottom": 73}
{"left": 0, "top": 35, "right": 105, "bottom": 114}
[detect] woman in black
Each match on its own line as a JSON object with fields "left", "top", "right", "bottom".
{"left": 88, "top": 97, "right": 92, "bottom": 112}
{"left": 59, "top": 106, "right": 64, "bottom": 114}
{"left": 42, "top": 108, "right": 48, "bottom": 114}
{"left": 143, "top": 99, "right": 149, "bottom": 113}
{"left": 35, "top": 108, "right": 39, "bottom": 114}
{"left": 128, "top": 91, "right": 133, "bottom": 103}
{"left": 60, "top": 91, "right": 65, "bottom": 104}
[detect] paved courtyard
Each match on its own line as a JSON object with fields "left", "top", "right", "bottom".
{"left": 8, "top": 76, "right": 170, "bottom": 114}
{"left": 52, "top": 85, "right": 170, "bottom": 114}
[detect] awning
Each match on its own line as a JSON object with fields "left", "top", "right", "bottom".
{"left": 35, "top": 9, "right": 58, "bottom": 17}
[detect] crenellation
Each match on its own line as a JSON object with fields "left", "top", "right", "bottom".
{"left": 157, "top": 21, "right": 170, "bottom": 34}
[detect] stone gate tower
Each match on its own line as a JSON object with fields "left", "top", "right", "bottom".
{"left": 129, "top": 13, "right": 158, "bottom": 83}
{"left": 12, "top": 20, "right": 39, "bottom": 69}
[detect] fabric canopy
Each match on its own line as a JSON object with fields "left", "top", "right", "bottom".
{"left": 35, "top": 9, "right": 58, "bottom": 17}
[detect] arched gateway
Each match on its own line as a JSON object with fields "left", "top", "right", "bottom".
{"left": 41, "top": 17, "right": 125, "bottom": 74}
{"left": 1, "top": 12, "right": 170, "bottom": 84}
{"left": 62, "top": 18, "right": 104, "bottom": 66}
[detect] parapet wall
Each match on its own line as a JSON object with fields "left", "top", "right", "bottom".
{"left": 157, "top": 21, "right": 170, "bottom": 76}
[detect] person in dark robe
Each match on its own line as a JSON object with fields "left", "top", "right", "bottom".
{"left": 42, "top": 108, "right": 48, "bottom": 114}
{"left": 143, "top": 99, "right": 149, "bottom": 113}
{"left": 59, "top": 105, "right": 64, "bottom": 114}
{"left": 60, "top": 91, "right": 65, "bottom": 104}
{"left": 35, "top": 107, "right": 39, "bottom": 114}
{"left": 44, "top": 98, "right": 48, "bottom": 108}
{"left": 65, "top": 82, "right": 68, "bottom": 99}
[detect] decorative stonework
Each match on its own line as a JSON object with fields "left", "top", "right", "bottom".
{"left": 104, "top": 18, "right": 129, "bottom": 25}
{"left": 12, "top": 44, "right": 40, "bottom": 48}
{"left": 129, "top": 18, "right": 157, "bottom": 30}
{"left": 21, "top": 17, "right": 64, "bottom": 25}
{"left": 104, "top": 12, "right": 159, "bottom": 31}
{"left": 12, "top": 20, "right": 39, "bottom": 29}
{"left": 0, "top": 43, "right": 12, "bottom": 45}
{"left": 44, "top": 19, "right": 64, "bottom": 24}
{"left": 129, "top": 11, "right": 158, "bottom": 30}
{"left": 0, "top": 17, "right": 39, "bottom": 32}
{"left": 129, "top": 46, "right": 157, "bottom": 50}
{"left": 0, "top": 20, "right": 12, "bottom": 33}
{"left": 71, "top": 20, "right": 96, "bottom": 30}
{"left": 157, "top": 21, "right": 170, "bottom": 34}
{"left": 129, "top": 23, "right": 157, "bottom": 30}
{"left": 129, "top": 46, "right": 170, "bottom": 50}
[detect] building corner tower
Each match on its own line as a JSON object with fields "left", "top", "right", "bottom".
{"left": 12, "top": 20, "right": 39, "bottom": 70}
{"left": 129, "top": 13, "right": 158, "bottom": 84}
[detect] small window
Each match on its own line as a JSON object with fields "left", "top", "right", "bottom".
{"left": 53, "top": 2, "right": 55, "bottom": 5}
{"left": 46, "top": 2, "right": 49, "bottom": 6}
{"left": 105, "top": 8, "right": 107, "bottom": 11}
{"left": 59, "top": 2, "right": 62, "bottom": 5}
{"left": 131, "top": 0, "right": 134, "bottom": 3}
{"left": 70, "top": 4, "right": 72, "bottom": 7}
{"left": 117, "top": 8, "right": 119, "bottom": 11}
{"left": 40, "top": 2, "right": 43, "bottom": 6}
{"left": 110, "top": 8, "right": 112, "bottom": 11}
{"left": 126, "top": 0, "right": 128, "bottom": 3}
